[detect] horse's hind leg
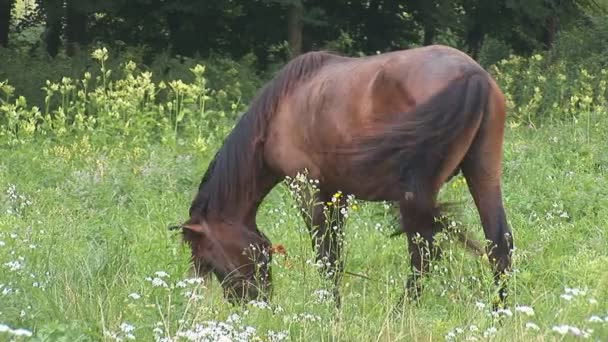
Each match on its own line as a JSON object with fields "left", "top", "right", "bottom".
{"left": 297, "top": 188, "right": 346, "bottom": 307}
{"left": 396, "top": 131, "right": 482, "bottom": 308}
{"left": 397, "top": 185, "right": 443, "bottom": 304}
{"left": 461, "top": 107, "right": 513, "bottom": 306}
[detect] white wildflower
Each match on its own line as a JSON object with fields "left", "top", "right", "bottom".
{"left": 564, "top": 287, "right": 586, "bottom": 296}
{"left": 268, "top": 330, "right": 289, "bottom": 342}
{"left": 128, "top": 293, "right": 141, "bottom": 300}
{"left": 483, "top": 327, "right": 497, "bottom": 338}
{"left": 0, "top": 324, "right": 32, "bottom": 337}
{"left": 184, "top": 291, "right": 204, "bottom": 301}
{"left": 312, "top": 289, "right": 332, "bottom": 303}
{"left": 11, "top": 328, "right": 33, "bottom": 337}
{"left": 184, "top": 277, "right": 205, "bottom": 286}
{"left": 288, "top": 313, "right": 322, "bottom": 323}
{"left": 525, "top": 322, "right": 540, "bottom": 331}
{"left": 151, "top": 278, "right": 168, "bottom": 288}
{"left": 226, "top": 313, "right": 241, "bottom": 324}
{"left": 515, "top": 305, "right": 535, "bottom": 316}
{"left": 4, "top": 260, "right": 23, "bottom": 271}
{"left": 248, "top": 300, "right": 270, "bottom": 310}
{"left": 493, "top": 308, "right": 513, "bottom": 317}
{"left": 551, "top": 325, "right": 591, "bottom": 338}
{"left": 120, "top": 322, "right": 135, "bottom": 333}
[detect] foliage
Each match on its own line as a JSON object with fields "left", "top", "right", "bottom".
{"left": 0, "top": 47, "right": 259, "bottom": 149}
{"left": 491, "top": 54, "right": 608, "bottom": 126}
{"left": 477, "top": 37, "right": 513, "bottom": 68}
{"left": 5, "top": 0, "right": 607, "bottom": 66}
{"left": 2, "top": 42, "right": 606, "bottom": 149}
{"left": 547, "top": 15, "right": 608, "bottom": 68}
{"left": 485, "top": 16, "right": 608, "bottom": 127}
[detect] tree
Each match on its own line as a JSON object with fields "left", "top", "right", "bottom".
{"left": 9, "top": 0, "right": 600, "bottom": 69}
{"left": 456, "top": 0, "right": 603, "bottom": 58}
{"left": 504, "top": 0, "right": 603, "bottom": 49}
{"left": 0, "top": 0, "right": 14, "bottom": 47}
{"left": 42, "top": 0, "right": 63, "bottom": 57}
{"left": 406, "top": 0, "right": 456, "bottom": 46}
{"left": 287, "top": 0, "right": 304, "bottom": 56}
{"left": 65, "top": 0, "right": 88, "bottom": 55}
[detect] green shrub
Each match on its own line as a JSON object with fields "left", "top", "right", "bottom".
{"left": 2, "top": 40, "right": 608, "bottom": 146}
{"left": 478, "top": 37, "right": 512, "bottom": 68}
{"left": 0, "top": 46, "right": 263, "bottom": 115}
{"left": 548, "top": 16, "right": 608, "bottom": 69}
{"left": 486, "top": 16, "right": 608, "bottom": 126}
{"left": 490, "top": 53, "right": 607, "bottom": 126}
{"left": 0, "top": 47, "right": 252, "bottom": 147}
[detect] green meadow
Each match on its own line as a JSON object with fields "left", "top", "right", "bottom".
{"left": 1, "top": 50, "right": 607, "bottom": 341}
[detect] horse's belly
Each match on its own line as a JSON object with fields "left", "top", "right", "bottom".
{"left": 316, "top": 164, "right": 405, "bottom": 201}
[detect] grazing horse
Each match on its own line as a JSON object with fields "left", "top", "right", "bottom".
{"left": 171, "top": 45, "right": 513, "bottom": 307}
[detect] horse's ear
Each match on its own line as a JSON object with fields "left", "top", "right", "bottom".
{"left": 168, "top": 222, "right": 209, "bottom": 235}
{"left": 181, "top": 223, "right": 208, "bottom": 234}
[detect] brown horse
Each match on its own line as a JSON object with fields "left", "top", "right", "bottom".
{"left": 171, "top": 45, "right": 513, "bottom": 308}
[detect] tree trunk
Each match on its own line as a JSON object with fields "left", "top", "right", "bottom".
{"left": 65, "top": 0, "right": 87, "bottom": 56}
{"left": 287, "top": 0, "right": 303, "bottom": 57}
{"left": 0, "top": 0, "right": 13, "bottom": 48}
{"left": 166, "top": 12, "right": 199, "bottom": 57}
{"left": 543, "top": 15, "right": 558, "bottom": 48}
{"left": 466, "top": 25, "right": 484, "bottom": 60}
{"left": 423, "top": 24, "right": 435, "bottom": 46}
{"left": 43, "top": 0, "right": 63, "bottom": 57}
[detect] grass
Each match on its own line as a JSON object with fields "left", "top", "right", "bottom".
{"left": 1, "top": 120, "right": 607, "bottom": 341}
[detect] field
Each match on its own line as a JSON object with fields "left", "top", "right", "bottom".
{"left": 1, "top": 116, "right": 607, "bottom": 341}
{"left": 1, "top": 49, "right": 608, "bottom": 341}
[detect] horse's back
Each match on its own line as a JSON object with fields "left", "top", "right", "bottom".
{"left": 264, "top": 45, "right": 500, "bottom": 199}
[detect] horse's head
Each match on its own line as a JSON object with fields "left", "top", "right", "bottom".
{"left": 173, "top": 218, "right": 273, "bottom": 303}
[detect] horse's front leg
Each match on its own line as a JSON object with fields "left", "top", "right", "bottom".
{"left": 298, "top": 189, "right": 346, "bottom": 308}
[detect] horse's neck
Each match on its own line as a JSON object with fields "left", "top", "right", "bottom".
{"left": 202, "top": 164, "right": 279, "bottom": 225}
{"left": 242, "top": 169, "right": 280, "bottom": 226}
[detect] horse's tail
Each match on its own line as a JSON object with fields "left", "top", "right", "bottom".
{"left": 352, "top": 68, "right": 491, "bottom": 212}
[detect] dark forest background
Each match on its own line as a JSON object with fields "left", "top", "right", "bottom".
{"left": 1, "top": 0, "right": 607, "bottom": 107}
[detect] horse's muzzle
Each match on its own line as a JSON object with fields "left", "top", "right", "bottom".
{"left": 223, "top": 275, "right": 272, "bottom": 304}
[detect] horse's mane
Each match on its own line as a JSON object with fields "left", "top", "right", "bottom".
{"left": 189, "top": 51, "right": 345, "bottom": 220}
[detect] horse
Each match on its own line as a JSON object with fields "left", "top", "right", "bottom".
{"left": 170, "top": 44, "right": 514, "bottom": 308}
